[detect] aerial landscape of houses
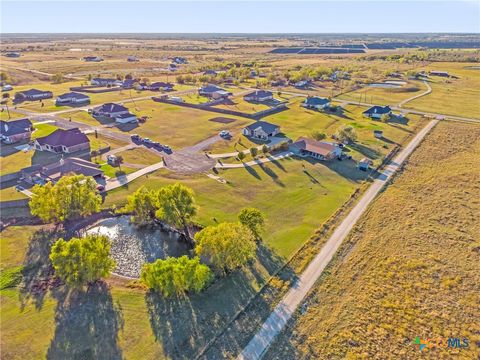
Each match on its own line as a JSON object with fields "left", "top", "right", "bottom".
{"left": 0, "top": 1, "right": 479, "bottom": 360}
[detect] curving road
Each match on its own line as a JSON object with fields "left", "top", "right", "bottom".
{"left": 237, "top": 119, "right": 439, "bottom": 360}
{"left": 398, "top": 80, "right": 432, "bottom": 108}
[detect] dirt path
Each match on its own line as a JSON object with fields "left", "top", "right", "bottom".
{"left": 397, "top": 80, "right": 432, "bottom": 108}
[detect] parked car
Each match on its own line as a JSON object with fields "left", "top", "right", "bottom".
{"left": 131, "top": 134, "right": 141, "bottom": 142}
{"left": 107, "top": 154, "right": 118, "bottom": 165}
{"left": 153, "top": 142, "right": 162, "bottom": 150}
{"left": 163, "top": 144, "right": 172, "bottom": 153}
{"left": 142, "top": 137, "right": 153, "bottom": 146}
{"left": 15, "top": 185, "right": 24, "bottom": 192}
{"left": 219, "top": 130, "right": 230, "bottom": 138}
{"left": 96, "top": 184, "right": 105, "bottom": 192}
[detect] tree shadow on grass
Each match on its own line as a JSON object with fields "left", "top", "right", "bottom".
{"left": 47, "top": 282, "right": 124, "bottom": 360}
{"left": 145, "top": 243, "right": 293, "bottom": 360}
{"left": 19, "top": 228, "right": 64, "bottom": 310}
{"left": 243, "top": 164, "right": 262, "bottom": 180}
{"left": 349, "top": 143, "right": 382, "bottom": 160}
{"left": 258, "top": 162, "right": 285, "bottom": 187}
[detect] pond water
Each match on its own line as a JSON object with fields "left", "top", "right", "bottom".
{"left": 465, "top": 66, "right": 480, "bottom": 70}
{"left": 367, "top": 82, "right": 402, "bottom": 88}
{"left": 87, "top": 216, "right": 190, "bottom": 278}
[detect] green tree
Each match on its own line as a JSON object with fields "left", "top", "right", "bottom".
{"left": 29, "top": 175, "right": 101, "bottom": 223}
{"left": 238, "top": 208, "right": 265, "bottom": 239}
{"left": 237, "top": 151, "right": 246, "bottom": 162}
{"left": 156, "top": 183, "right": 197, "bottom": 244}
{"left": 336, "top": 125, "right": 357, "bottom": 144}
{"left": 250, "top": 147, "right": 258, "bottom": 158}
{"left": 380, "top": 113, "right": 390, "bottom": 123}
{"left": 311, "top": 131, "right": 327, "bottom": 141}
{"left": 261, "top": 145, "right": 269, "bottom": 155}
{"left": 141, "top": 256, "right": 212, "bottom": 297}
{"left": 50, "top": 234, "right": 115, "bottom": 287}
{"left": 195, "top": 222, "right": 256, "bottom": 274}
{"left": 124, "top": 186, "right": 157, "bottom": 225}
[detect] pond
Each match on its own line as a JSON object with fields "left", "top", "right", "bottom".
{"left": 367, "top": 82, "right": 402, "bottom": 88}
{"left": 87, "top": 216, "right": 191, "bottom": 278}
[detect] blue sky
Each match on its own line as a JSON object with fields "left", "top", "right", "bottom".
{"left": 2, "top": 1, "right": 480, "bottom": 33}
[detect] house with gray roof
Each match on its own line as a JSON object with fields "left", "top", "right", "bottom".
{"left": 244, "top": 90, "right": 273, "bottom": 102}
{"left": 303, "top": 96, "right": 330, "bottom": 110}
{"left": 92, "top": 103, "right": 129, "bottom": 118}
{"left": 56, "top": 92, "right": 90, "bottom": 106}
{"left": 34, "top": 128, "right": 90, "bottom": 154}
{"left": 198, "top": 84, "right": 231, "bottom": 99}
{"left": 363, "top": 105, "right": 392, "bottom": 119}
{"left": 0, "top": 118, "right": 33, "bottom": 144}
{"left": 91, "top": 78, "right": 121, "bottom": 86}
{"left": 243, "top": 121, "right": 280, "bottom": 140}
{"left": 14, "top": 89, "right": 53, "bottom": 102}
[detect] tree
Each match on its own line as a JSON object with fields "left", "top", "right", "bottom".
{"left": 116, "top": 155, "right": 124, "bottom": 170}
{"left": 237, "top": 151, "right": 246, "bottom": 162}
{"left": 156, "top": 183, "right": 197, "bottom": 244}
{"left": 336, "top": 125, "right": 357, "bottom": 144}
{"left": 380, "top": 113, "right": 390, "bottom": 123}
{"left": 194, "top": 222, "right": 256, "bottom": 274}
{"left": 311, "top": 131, "right": 327, "bottom": 141}
{"left": 51, "top": 73, "right": 65, "bottom": 84}
{"left": 261, "top": 145, "right": 269, "bottom": 155}
{"left": 29, "top": 175, "right": 101, "bottom": 223}
{"left": 50, "top": 234, "right": 115, "bottom": 287}
{"left": 124, "top": 186, "right": 157, "bottom": 225}
{"left": 250, "top": 147, "right": 258, "bottom": 158}
{"left": 141, "top": 256, "right": 212, "bottom": 297}
{"left": 238, "top": 208, "right": 265, "bottom": 239}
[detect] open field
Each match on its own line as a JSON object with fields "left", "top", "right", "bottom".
{"left": 405, "top": 62, "right": 480, "bottom": 118}
{"left": 264, "top": 121, "right": 480, "bottom": 360}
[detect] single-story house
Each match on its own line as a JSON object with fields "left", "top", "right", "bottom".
{"left": 147, "top": 82, "right": 174, "bottom": 91}
{"left": 92, "top": 103, "right": 130, "bottom": 118}
{"left": 127, "top": 56, "right": 139, "bottom": 62}
{"left": 373, "top": 130, "right": 383, "bottom": 139}
{"left": 244, "top": 90, "right": 273, "bottom": 102}
{"left": 363, "top": 105, "right": 392, "bottom": 120}
{"left": 0, "top": 118, "right": 33, "bottom": 144}
{"left": 115, "top": 113, "right": 137, "bottom": 124}
{"left": 91, "top": 78, "right": 121, "bottom": 86}
{"left": 271, "top": 80, "right": 286, "bottom": 87}
{"left": 56, "top": 92, "right": 90, "bottom": 105}
{"left": 243, "top": 121, "right": 280, "bottom": 140}
{"left": 23, "top": 157, "right": 103, "bottom": 184}
{"left": 14, "top": 89, "right": 53, "bottom": 102}
{"left": 291, "top": 137, "right": 342, "bottom": 160}
{"left": 2, "top": 84, "right": 13, "bottom": 92}
{"left": 4, "top": 52, "right": 21, "bottom": 58}
{"left": 203, "top": 70, "right": 218, "bottom": 76}
{"left": 198, "top": 84, "right": 231, "bottom": 99}
{"left": 122, "top": 79, "right": 137, "bottom": 89}
{"left": 34, "top": 128, "right": 90, "bottom": 154}
{"left": 303, "top": 96, "right": 330, "bottom": 110}
{"left": 172, "top": 56, "right": 188, "bottom": 64}
{"left": 429, "top": 71, "right": 449, "bottom": 77}
{"left": 83, "top": 56, "right": 103, "bottom": 62}
{"left": 294, "top": 80, "right": 310, "bottom": 89}
{"left": 358, "top": 158, "right": 373, "bottom": 171}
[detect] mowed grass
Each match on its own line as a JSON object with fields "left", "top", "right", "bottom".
{"left": 116, "top": 147, "right": 162, "bottom": 166}
{"left": 105, "top": 156, "right": 361, "bottom": 257}
{"left": 97, "top": 100, "right": 253, "bottom": 151}
{"left": 338, "top": 79, "right": 427, "bottom": 106}
{"left": 0, "top": 110, "right": 26, "bottom": 121}
{"left": 263, "top": 98, "right": 423, "bottom": 165}
{"left": 405, "top": 62, "right": 480, "bottom": 118}
{"left": 265, "top": 121, "right": 480, "bottom": 360}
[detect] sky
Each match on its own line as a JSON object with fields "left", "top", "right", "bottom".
{"left": 1, "top": 1, "right": 480, "bottom": 33}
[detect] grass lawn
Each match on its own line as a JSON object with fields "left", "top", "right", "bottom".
{"left": 338, "top": 79, "right": 427, "bottom": 106}
{"left": 116, "top": 147, "right": 162, "bottom": 166}
{"left": 0, "top": 187, "right": 28, "bottom": 202}
{"left": 405, "top": 62, "right": 480, "bottom": 118}
{"left": 105, "top": 156, "right": 363, "bottom": 257}
{"left": 0, "top": 110, "right": 26, "bottom": 121}
{"left": 100, "top": 100, "right": 253, "bottom": 151}
{"left": 264, "top": 121, "right": 480, "bottom": 360}
{"left": 263, "top": 98, "right": 423, "bottom": 165}
{"left": 215, "top": 97, "right": 271, "bottom": 113}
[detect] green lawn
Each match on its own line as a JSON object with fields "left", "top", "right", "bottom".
{"left": 0, "top": 110, "right": 26, "bottom": 121}
{"left": 116, "top": 147, "right": 162, "bottom": 166}
{"left": 405, "top": 62, "right": 480, "bottom": 118}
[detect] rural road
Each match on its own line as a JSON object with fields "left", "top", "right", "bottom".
{"left": 237, "top": 119, "right": 439, "bottom": 360}
{"left": 397, "top": 80, "right": 432, "bottom": 108}
{"left": 105, "top": 161, "right": 165, "bottom": 191}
